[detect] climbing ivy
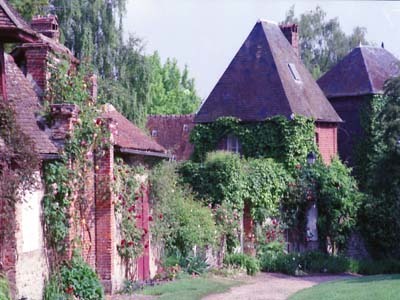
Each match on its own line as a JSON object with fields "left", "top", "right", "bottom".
{"left": 179, "top": 152, "right": 291, "bottom": 222}
{"left": 43, "top": 62, "right": 109, "bottom": 255}
{"left": 189, "top": 116, "right": 317, "bottom": 169}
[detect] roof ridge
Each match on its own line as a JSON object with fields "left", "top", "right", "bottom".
{"left": 359, "top": 47, "right": 375, "bottom": 94}
{"left": 260, "top": 22, "right": 292, "bottom": 118}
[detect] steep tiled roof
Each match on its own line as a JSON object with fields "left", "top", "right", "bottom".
{"left": 317, "top": 46, "right": 400, "bottom": 98}
{"left": 5, "top": 54, "right": 58, "bottom": 155}
{"left": 101, "top": 104, "right": 167, "bottom": 155}
{"left": 195, "top": 20, "right": 341, "bottom": 124}
{"left": 0, "top": 0, "right": 37, "bottom": 42}
{"left": 146, "top": 114, "right": 195, "bottom": 161}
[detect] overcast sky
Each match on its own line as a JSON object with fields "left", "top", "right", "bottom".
{"left": 124, "top": 0, "right": 400, "bottom": 99}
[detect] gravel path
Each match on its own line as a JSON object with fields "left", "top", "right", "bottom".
{"left": 202, "top": 272, "right": 354, "bottom": 300}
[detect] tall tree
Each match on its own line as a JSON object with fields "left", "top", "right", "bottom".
{"left": 51, "top": 0, "right": 126, "bottom": 78}
{"left": 148, "top": 52, "right": 201, "bottom": 115}
{"left": 10, "top": 0, "right": 201, "bottom": 127}
{"left": 283, "top": 6, "right": 369, "bottom": 78}
{"left": 8, "top": 0, "right": 48, "bottom": 20}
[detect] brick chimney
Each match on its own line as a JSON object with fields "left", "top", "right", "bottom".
{"left": 49, "top": 104, "right": 80, "bottom": 148}
{"left": 280, "top": 24, "right": 299, "bottom": 57}
{"left": 31, "top": 15, "right": 60, "bottom": 42}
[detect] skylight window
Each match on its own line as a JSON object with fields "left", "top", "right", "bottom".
{"left": 288, "top": 63, "right": 301, "bottom": 81}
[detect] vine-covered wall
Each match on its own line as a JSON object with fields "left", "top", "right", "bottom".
{"left": 189, "top": 116, "right": 318, "bottom": 168}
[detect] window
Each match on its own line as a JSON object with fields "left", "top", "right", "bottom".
{"left": 151, "top": 129, "right": 158, "bottom": 137}
{"left": 183, "top": 124, "right": 189, "bottom": 132}
{"left": 315, "top": 132, "right": 319, "bottom": 146}
{"left": 226, "top": 134, "right": 241, "bottom": 154}
{"left": 288, "top": 63, "right": 301, "bottom": 81}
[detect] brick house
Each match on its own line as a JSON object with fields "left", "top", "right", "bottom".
{"left": 0, "top": 1, "right": 168, "bottom": 298}
{"left": 317, "top": 45, "right": 400, "bottom": 164}
{"left": 148, "top": 21, "right": 342, "bottom": 164}
{"left": 148, "top": 20, "right": 342, "bottom": 255}
{"left": 147, "top": 114, "right": 195, "bottom": 161}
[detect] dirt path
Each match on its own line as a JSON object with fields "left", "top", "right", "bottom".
{"left": 202, "top": 272, "right": 353, "bottom": 300}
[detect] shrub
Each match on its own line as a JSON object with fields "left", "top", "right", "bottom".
{"left": 150, "top": 162, "right": 218, "bottom": 256}
{"left": 259, "top": 251, "right": 350, "bottom": 275}
{"left": 60, "top": 255, "right": 104, "bottom": 300}
{"left": 184, "top": 255, "right": 209, "bottom": 275}
{"left": 0, "top": 274, "right": 11, "bottom": 300}
{"left": 355, "top": 259, "right": 400, "bottom": 275}
{"left": 43, "top": 273, "right": 67, "bottom": 300}
{"left": 224, "top": 253, "right": 260, "bottom": 276}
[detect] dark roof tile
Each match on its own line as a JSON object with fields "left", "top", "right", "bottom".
{"left": 195, "top": 20, "right": 341, "bottom": 123}
{"left": 318, "top": 46, "right": 400, "bottom": 98}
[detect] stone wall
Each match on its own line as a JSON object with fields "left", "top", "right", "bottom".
{"left": 14, "top": 175, "right": 48, "bottom": 300}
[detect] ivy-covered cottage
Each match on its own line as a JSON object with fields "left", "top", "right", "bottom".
{"left": 0, "top": 1, "right": 168, "bottom": 298}
{"left": 317, "top": 45, "right": 400, "bottom": 164}
{"left": 148, "top": 20, "right": 343, "bottom": 256}
{"left": 148, "top": 20, "right": 342, "bottom": 164}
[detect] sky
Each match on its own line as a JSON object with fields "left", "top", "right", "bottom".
{"left": 124, "top": 0, "right": 400, "bottom": 99}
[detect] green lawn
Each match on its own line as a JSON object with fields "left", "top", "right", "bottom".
{"left": 139, "top": 275, "right": 242, "bottom": 300}
{"left": 290, "top": 274, "right": 400, "bottom": 300}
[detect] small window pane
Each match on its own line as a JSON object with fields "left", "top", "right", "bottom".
{"left": 288, "top": 63, "right": 301, "bottom": 81}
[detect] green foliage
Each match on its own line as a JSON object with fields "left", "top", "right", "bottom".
{"left": 245, "top": 159, "right": 290, "bottom": 221}
{"left": 189, "top": 116, "right": 317, "bottom": 169}
{"left": 259, "top": 251, "right": 349, "bottom": 275}
{"left": 43, "top": 272, "right": 67, "bottom": 300}
{"left": 316, "top": 159, "right": 363, "bottom": 252}
{"left": 281, "top": 160, "right": 361, "bottom": 253}
{"left": 98, "top": 36, "right": 152, "bottom": 127}
{"left": 52, "top": 0, "right": 126, "bottom": 78}
{"left": 180, "top": 152, "right": 291, "bottom": 219}
{"left": 0, "top": 274, "right": 11, "bottom": 300}
{"left": 43, "top": 161, "right": 72, "bottom": 252}
{"left": 180, "top": 152, "right": 245, "bottom": 209}
{"left": 353, "top": 95, "right": 387, "bottom": 188}
{"left": 148, "top": 52, "right": 201, "bottom": 115}
{"left": 183, "top": 255, "right": 209, "bottom": 275}
{"left": 223, "top": 253, "right": 260, "bottom": 276}
{"left": 349, "top": 259, "right": 400, "bottom": 275}
{"left": 8, "top": 0, "right": 48, "bottom": 20}
{"left": 60, "top": 254, "right": 104, "bottom": 300}
{"left": 212, "top": 202, "right": 241, "bottom": 253}
{"left": 150, "top": 162, "right": 218, "bottom": 256}
{"left": 43, "top": 63, "right": 109, "bottom": 255}
{"left": 356, "top": 76, "right": 400, "bottom": 258}
{"left": 281, "top": 164, "right": 317, "bottom": 242}
{"left": 283, "top": 6, "right": 369, "bottom": 78}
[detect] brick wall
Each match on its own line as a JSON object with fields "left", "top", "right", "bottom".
{"left": 95, "top": 119, "right": 117, "bottom": 293}
{"left": 146, "top": 114, "right": 195, "bottom": 161}
{"left": 315, "top": 122, "right": 338, "bottom": 164}
{"left": 280, "top": 24, "right": 299, "bottom": 56}
{"left": 328, "top": 95, "right": 370, "bottom": 165}
{"left": 243, "top": 201, "right": 256, "bottom": 257}
{"left": 24, "top": 45, "right": 49, "bottom": 93}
